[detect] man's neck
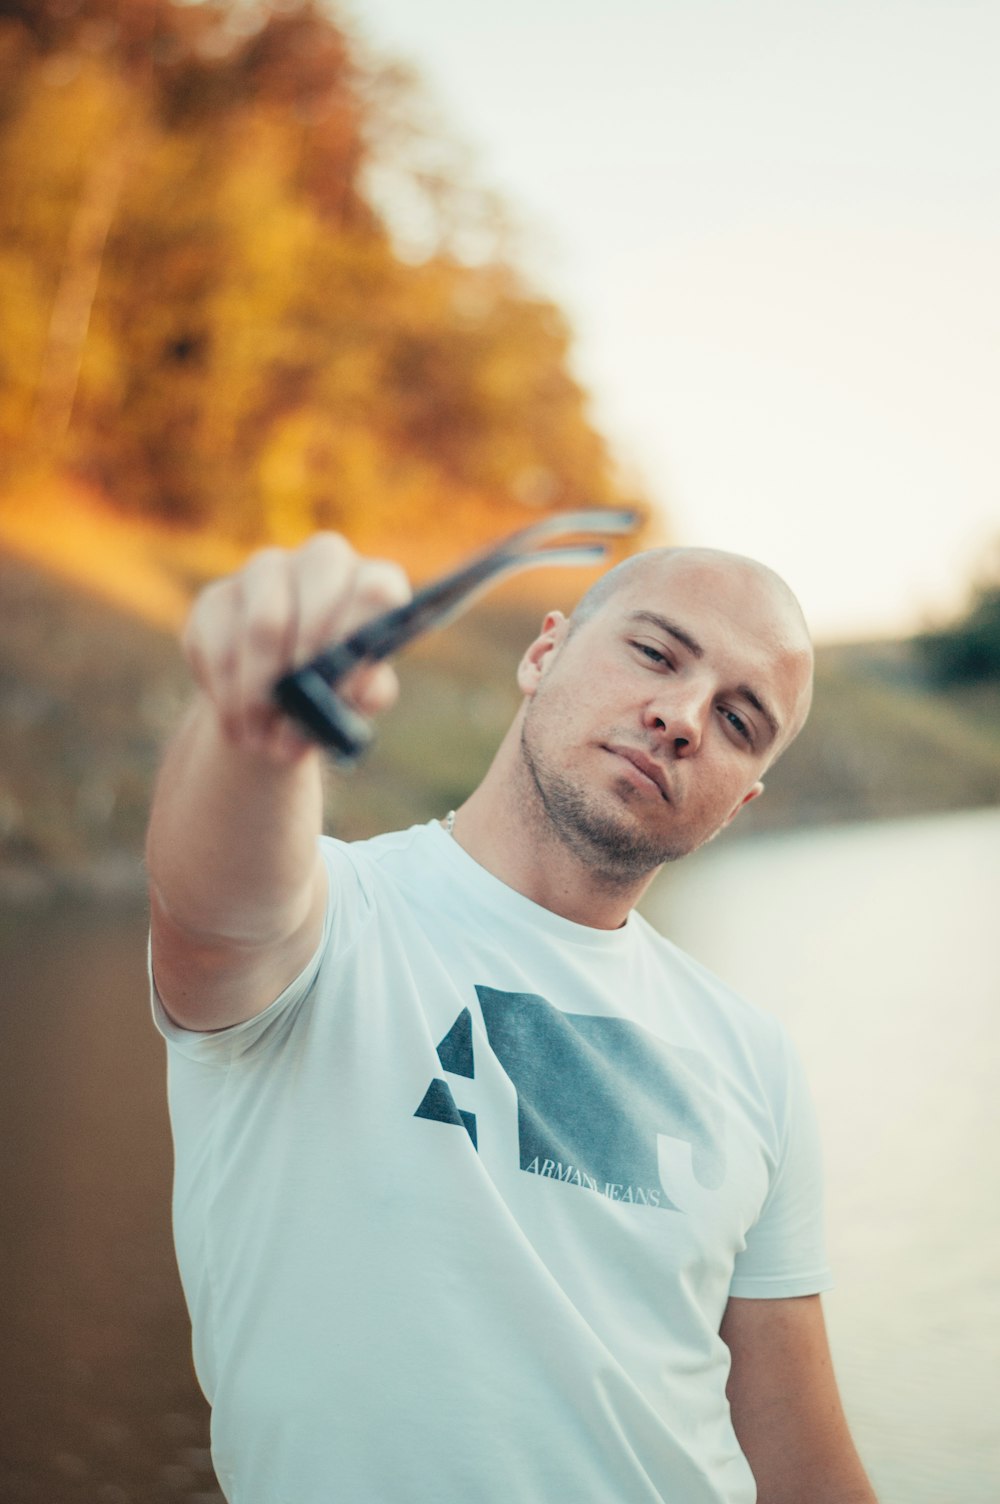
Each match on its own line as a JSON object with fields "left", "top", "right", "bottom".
{"left": 447, "top": 730, "right": 657, "bottom": 930}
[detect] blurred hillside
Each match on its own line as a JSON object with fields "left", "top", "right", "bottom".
{"left": 0, "top": 0, "right": 648, "bottom": 561}
{"left": 2, "top": 538, "right": 999, "bottom": 905}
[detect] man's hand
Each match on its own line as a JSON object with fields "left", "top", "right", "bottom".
{"left": 147, "top": 534, "right": 411, "bottom": 1032}
{"left": 183, "top": 532, "right": 411, "bottom": 762}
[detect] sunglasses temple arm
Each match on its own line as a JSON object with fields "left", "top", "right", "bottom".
{"left": 301, "top": 548, "right": 526, "bottom": 685}
{"left": 313, "top": 503, "right": 637, "bottom": 680}
{"left": 299, "top": 543, "right": 608, "bottom": 685}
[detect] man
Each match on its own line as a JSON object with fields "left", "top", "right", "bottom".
{"left": 147, "top": 532, "right": 878, "bottom": 1503}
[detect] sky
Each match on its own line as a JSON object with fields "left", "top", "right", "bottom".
{"left": 343, "top": 0, "right": 999, "bottom": 642}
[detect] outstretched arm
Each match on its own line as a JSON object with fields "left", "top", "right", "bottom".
{"left": 721, "top": 1294, "right": 878, "bottom": 1503}
{"left": 146, "top": 533, "right": 410, "bottom": 1032}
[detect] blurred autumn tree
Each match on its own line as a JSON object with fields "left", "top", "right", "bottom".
{"left": 0, "top": 0, "right": 644, "bottom": 556}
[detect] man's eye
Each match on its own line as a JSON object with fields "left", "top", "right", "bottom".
{"left": 631, "top": 641, "right": 673, "bottom": 667}
{"left": 722, "top": 708, "right": 752, "bottom": 742}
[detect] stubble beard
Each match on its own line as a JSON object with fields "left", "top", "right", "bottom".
{"left": 519, "top": 717, "right": 694, "bottom": 884}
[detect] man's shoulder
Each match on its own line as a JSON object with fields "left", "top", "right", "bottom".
{"left": 319, "top": 819, "right": 435, "bottom": 873}
{"left": 316, "top": 819, "right": 456, "bottom": 922}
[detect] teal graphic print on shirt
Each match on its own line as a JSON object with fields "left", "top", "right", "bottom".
{"left": 414, "top": 986, "right": 726, "bottom": 1212}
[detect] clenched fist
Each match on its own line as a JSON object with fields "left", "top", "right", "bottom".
{"left": 182, "top": 534, "right": 411, "bottom": 763}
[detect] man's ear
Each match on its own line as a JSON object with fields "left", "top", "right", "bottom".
{"left": 516, "top": 611, "right": 568, "bottom": 697}
{"left": 723, "top": 781, "right": 764, "bottom": 829}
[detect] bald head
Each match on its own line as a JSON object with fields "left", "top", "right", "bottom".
{"left": 569, "top": 546, "right": 815, "bottom": 758}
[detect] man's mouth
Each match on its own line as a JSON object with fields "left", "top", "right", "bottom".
{"left": 605, "top": 745, "right": 672, "bottom": 802}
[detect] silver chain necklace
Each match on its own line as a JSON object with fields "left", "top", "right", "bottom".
{"left": 443, "top": 809, "right": 456, "bottom": 836}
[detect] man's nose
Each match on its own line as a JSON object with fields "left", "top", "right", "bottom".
{"left": 643, "top": 685, "right": 708, "bottom": 757}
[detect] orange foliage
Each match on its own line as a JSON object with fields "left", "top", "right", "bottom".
{"left": 0, "top": 0, "right": 652, "bottom": 567}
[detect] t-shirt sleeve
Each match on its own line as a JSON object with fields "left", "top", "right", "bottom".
{"left": 728, "top": 1023, "right": 834, "bottom": 1299}
{"left": 149, "top": 834, "right": 371, "bottom": 1065}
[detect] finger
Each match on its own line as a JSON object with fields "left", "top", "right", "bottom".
{"left": 182, "top": 579, "right": 245, "bottom": 738}
{"left": 342, "top": 660, "right": 401, "bottom": 717}
{"left": 282, "top": 533, "right": 359, "bottom": 665}
{"left": 326, "top": 559, "right": 412, "bottom": 705}
{"left": 290, "top": 542, "right": 409, "bottom": 665}
{"left": 232, "top": 549, "right": 298, "bottom": 746}
{"left": 341, "top": 557, "right": 413, "bottom": 635}
{"left": 262, "top": 535, "right": 360, "bottom": 755}
{"left": 291, "top": 552, "right": 411, "bottom": 706}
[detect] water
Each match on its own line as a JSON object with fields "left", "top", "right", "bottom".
{"left": 1, "top": 808, "right": 996, "bottom": 1501}
{"left": 644, "top": 806, "right": 1000, "bottom": 1503}
{"left": 0, "top": 898, "right": 222, "bottom": 1503}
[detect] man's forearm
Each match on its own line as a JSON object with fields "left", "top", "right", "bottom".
{"left": 146, "top": 693, "right": 325, "bottom": 948}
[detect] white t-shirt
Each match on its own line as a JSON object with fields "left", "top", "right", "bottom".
{"left": 153, "top": 819, "right": 832, "bottom": 1504}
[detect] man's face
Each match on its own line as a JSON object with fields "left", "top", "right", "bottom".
{"left": 516, "top": 552, "right": 814, "bottom": 879}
